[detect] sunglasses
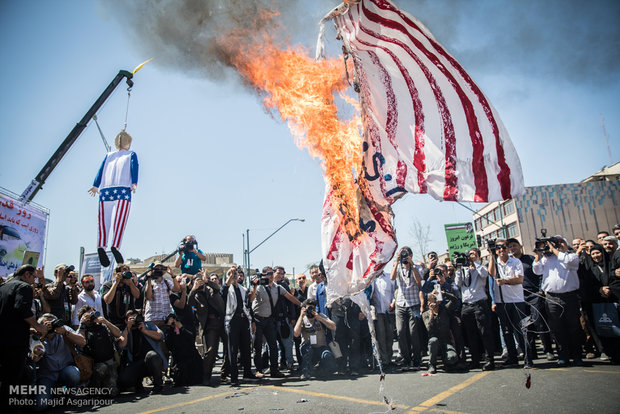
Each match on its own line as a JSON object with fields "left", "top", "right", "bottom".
{"left": 496, "top": 245, "right": 507, "bottom": 250}
{"left": 297, "top": 277, "right": 306, "bottom": 280}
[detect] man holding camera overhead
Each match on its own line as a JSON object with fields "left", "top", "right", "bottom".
{"left": 175, "top": 235, "right": 207, "bottom": 275}
{"left": 391, "top": 246, "right": 424, "bottom": 371}
{"left": 532, "top": 235, "right": 582, "bottom": 366}
{"left": 43, "top": 263, "right": 79, "bottom": 321}
{"left": 488, "top": 240, "right": 533, "bottom": 368}
{"left": 249, "top": 266, "right": 302, "bottom": 378}
{"left": 102, "top": 264, "right": 141, "bottom": 329}
{"left": 454, "top": 248, "right": 495, "bottom": 371}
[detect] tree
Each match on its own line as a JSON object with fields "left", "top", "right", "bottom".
{"left": 409, "top": 218, "right": 432, "bottom": 262}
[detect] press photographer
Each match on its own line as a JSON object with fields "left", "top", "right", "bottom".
{"left": 33, "top": 313, "right": 86, "bottom": 410}
{"left": 43, "top": 263, "right": 79, "bottom": 321}
{"left": 390, "top": 246, "right": 424, "bottom": 371}
{"left": 454, "top": 248, "right": 495, "bottom": 370}
{"left": 102, "top": 264, "right": 142, "bottom": 329}
{"left": 249, "top": 266, "right": 302, "bottom": 378}
{"left": 532, "top": 234, "right": 582, "bottom": 366}
{"left": 144, "top": 262, "right": 180, "bottom": 328}
{"left": 174, "top": 235, "right": 207, "bottom": 275}
{"left": 488, "top": 239, "right": 532, "bottom": 368}
{"left": 77, "top": 305, "right": 123, "bottom": 395}
{"left": 117, "top": 310, "right": 166, "bottom": 394}
{"left": 164, "top": 313, "right": 203, "bottom": 386}
{"left": 294, "top": 298, "right": 337, "bottom": 380}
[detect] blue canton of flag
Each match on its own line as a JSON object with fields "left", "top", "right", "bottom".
{"left": 99, "top": 186, "right": 132, "bottom": 202}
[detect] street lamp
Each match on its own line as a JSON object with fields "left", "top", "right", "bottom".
{"left": 243, "top": 218, "right": 305, "bottom": 285}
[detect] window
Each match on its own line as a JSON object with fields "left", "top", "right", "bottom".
{"left": 503, "top": 200, "right": 515, "bottom": 215}
{"left": 507, "top": 222, "right": 518, "bottom": 237}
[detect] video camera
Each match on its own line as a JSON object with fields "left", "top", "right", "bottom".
{"left": 251, "top": 271, "right": 270, "bottom": 286}
{"left": 486, "top": 239, "right": 497, "bottom": 252}
{"left": 179, "top": 238, "right": 197, "bottom": 253}
{"left": 89, "top": 311, "right": 101, "bottom": 322}
{"left": 305, "top": 306, "right": 316, "bottom": 318}
{"left": 64, "top": 265, "right": 75, "bottom": 274}
{"left": 50, "top": 318, "right": 65, "bottom": 331}
{"left": 534, "top": 229, "right": 559, "bottom": 254}
{"left": 453, "top": 251, "right": 468, "bottom": 267}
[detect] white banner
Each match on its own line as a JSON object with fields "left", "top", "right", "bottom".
{"left": 0, "top": 191, "right": 49, "bottom": 278}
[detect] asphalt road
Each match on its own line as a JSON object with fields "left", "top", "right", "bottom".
{"left": 53, "top": 356, "right": 620, "bottom": 414}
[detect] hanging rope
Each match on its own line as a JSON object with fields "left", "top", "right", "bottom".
{"left": 123, "top": 86, "right": 132, "bottom": 131}
{"left": 92, "top": 115, "right": 111, "bottom": 153}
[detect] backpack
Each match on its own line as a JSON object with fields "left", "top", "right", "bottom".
{"left": 84, "top": 324, "right": 116, "bottom": 362}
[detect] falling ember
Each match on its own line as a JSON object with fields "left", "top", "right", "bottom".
{"left": 225, "top": 31, "right": 364, "bottom": 237}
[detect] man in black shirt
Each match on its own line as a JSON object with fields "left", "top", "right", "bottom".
{"left": 507, "top": 238, "right": 555, "bottom": 361}
{"left": 0, "top": 265, "right": 49, "bottom": 411}
{"left": 102, "top": 265, "right": 141, "bottom": 329}
{"left": 164, "top": 313, "right": 202, "bottom": 386}
{"left": 77, "top": 305, "right": 123, "bottom": 395}
{"left": 169, "top": 275, "right": 197, "bottom": 335}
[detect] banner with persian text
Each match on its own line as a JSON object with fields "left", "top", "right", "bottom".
{"left": 0, "top": 190, "right": 48, "bottom": 277}
{"left": 444, "top": 222, "right": 477, "bottom": 259}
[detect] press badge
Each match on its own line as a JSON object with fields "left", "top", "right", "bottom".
{"left": 310, "top": 335, "right": 317, "bottom": 345}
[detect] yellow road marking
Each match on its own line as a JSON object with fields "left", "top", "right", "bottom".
{"left": 407, "top": 371, "right": 491, "bottom": 413}
{"left": 262, "top": 385, "right": 409, "bottom": 409}
{"left": 428, "top": 409, "right": 471, "bottom": 414}
{"left": 136, "top": 387, "right": 258, "bottom": 414}
{"left": 584, "top": 369, "right": 620, "bottom": 374}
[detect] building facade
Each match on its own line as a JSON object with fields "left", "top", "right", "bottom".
{"left": 475, "top": 177, "right": 619, "bottom": 257}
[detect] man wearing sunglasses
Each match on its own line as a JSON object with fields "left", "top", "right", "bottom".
{"left": 71, "top": 274, "right": 104, "bottom": 329}
{"left": 488, "top": 240, "right": 533, "bottom": 368}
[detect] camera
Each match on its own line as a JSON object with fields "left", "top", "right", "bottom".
{"left": 89, "top": 311, "right": 101, "bottom": 322}
{"left": 399, "top": 249, "right": 410, "bottom": 263}
{"left": 50, "top": 318, "right": 65, "bottom": 330}
{"left": 34, "top": 283, "right": 43, "bottom": 288}
{"left": 434, "top": 268, "right": 443, "bottom": 277}
{"left": 305, "top": 306, "right": 315, "bottom": 318}
{"left": 64, "top": 265, "right": 75, "bottom": 274}
{"left": 252, "top": 276, "right": 270, "bottom": 286}
{"left": 486, "top": 239, "right": 497, "bottom": 251}
{"left": 453, "top": 252, "right": 468, "bottom": 267}
{"left": 132, "top": 313, "right": 144, "bottom": 325}
{"left": 179, "top": 239, "right": 197, "bottom": 253}
{"left": 534, "top": 229, "right": 559, "bottom": 254}
{"left": 122, "top": 271, "right": 133, "bottom": 279}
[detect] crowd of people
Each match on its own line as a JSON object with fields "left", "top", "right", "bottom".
{"left": 1, "top": 227, "right": 619, "bottom": 411}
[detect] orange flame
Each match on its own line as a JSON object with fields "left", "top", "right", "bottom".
{"left": 227, "top": 32, "right": 363, "bottom": 237}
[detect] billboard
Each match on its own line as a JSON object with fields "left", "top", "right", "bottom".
{"left": 444, "top": 222, "right": 477, "bottom": 259}
{"left": 80, "top": 251, "right": 116, "bottom": 292}
{"left": 0, "top": 190, "right": 49, "bottom": 277}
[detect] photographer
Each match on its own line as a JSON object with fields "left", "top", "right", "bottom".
{"left": 76, "top": 305, "right": 123, "bottom": 395}
{"left": 42, "top": 263, "right": 79, "bottom": 321}
{"left": 422, "top": 251, "right": 439, "bottom": 281}
{"left": 248, "top": 266, "right": 302, "bottom": 378}
{"left": 532, "top": 235, "right": 583, "bottom": 366}
{"left": 164, "top": 313, "right": 203, "bottom": 386}
{"left": 423, "top": 293, "right": 458, "bottom": 374}
{"left": 294, "top": 298, "right": 337, "bottom": 380}
{"left": 32, "top": 278, "right": 51, "bottom": 320}
{"left": 390, "top": 246, "right": 424, "bottom": 371}
{"left": 174, "top": 235, "right": 207, "bottom": 275}
{"left": 222, "top": 265, "right": 256, "bottom": 386}
{"left": 507, "top": 238, "right": 555, "bottom": 361}
{"left": 488, "top": 240, "right": 532, "bottom": 368}
{"left": 117, "top": 310, "right": 166, "bottom": 394}
{"left": 33, "top": 313, "right": 86, "bottom": 410}
{"left": 71, "top": 274, "right": 104, "bottom": 329}
{"left": 101, "top": 264, "right": 141, "bottom": 329}
{"left": 274, "top": 266, "right": 296, "bottom": 371}
{"left": 144, "top": 262, "right": 180, "bottom": 328}
{"left": 188, "top": 270, "right": 225, "bottom": 385}
{"left": 454, "top": 249, "right": 495, "bottom": 370}
{"left": 0, "top": 265, "right": 49, "bottom": 410}
{"left": 169, "top": 274, "right": 197, "bottom": 335}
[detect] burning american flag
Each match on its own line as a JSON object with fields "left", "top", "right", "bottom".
{"left": 317, "top": 0, "right": 524, "bottom": 303}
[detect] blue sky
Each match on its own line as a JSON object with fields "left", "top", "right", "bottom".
{"left": 1, "top": 0, "right": 618, "bottom": 277}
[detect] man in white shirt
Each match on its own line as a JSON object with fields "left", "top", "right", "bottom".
{"left": 71, "top": 274, "right": 104, "bottom": 328}
{"left": 454, "top": 248, "right": 495, "bottom": 371}
{"left": 371, "top": 271, "right": 396, "bottom": 368}
{"left": 532, "top": 235, "right": 582, "bottom": 366}
{"left": 488, "top": 240, "right": 532, "bottom": 368}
